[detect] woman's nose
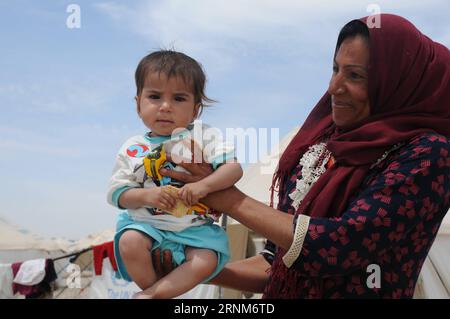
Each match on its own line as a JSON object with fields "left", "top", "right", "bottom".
{"left": 328, "top": 73, "right": 345, "bottom": 95}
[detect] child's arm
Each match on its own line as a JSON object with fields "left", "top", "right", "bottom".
{"left": 118, "top": 187, "right": 177, "bottom": 212}
{"left": 179, "top": 161, "right": 243, "bottom": 206}
{"left": 107, "top": 138, "right": 177, "bottom": 212}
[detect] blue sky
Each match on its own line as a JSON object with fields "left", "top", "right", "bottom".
{"left": 0, "top": 0, "right": 449, "bottom": 239}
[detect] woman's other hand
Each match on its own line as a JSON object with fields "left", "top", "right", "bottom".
{"left": 159, "top": 161, "right": 213, "bottom": 183}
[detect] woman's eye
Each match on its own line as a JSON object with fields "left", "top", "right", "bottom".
{"left": 350, "top": 72, "right": 363, "bottom": 79}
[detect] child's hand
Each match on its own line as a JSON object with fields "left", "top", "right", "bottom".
{"left": 145, "top": 186, "right": 177, "bottom": 212}
{"left": 179, "top": 182, "right": 209, "bottom": 207}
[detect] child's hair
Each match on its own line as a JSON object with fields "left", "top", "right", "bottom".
{"left": 135, "top": 49, "right": 215, "bottom": 116}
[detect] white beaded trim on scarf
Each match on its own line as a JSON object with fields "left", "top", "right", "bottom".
{"left": 288, "top": 143, "right": 331, "bottom": 211}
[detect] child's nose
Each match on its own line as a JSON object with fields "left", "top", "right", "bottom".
{"left": 160, "top": 99, "right": 171, "bottom": 111}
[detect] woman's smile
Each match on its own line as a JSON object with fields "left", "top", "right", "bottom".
{"left": 331, "top": 99, "right": 353, "bottom": 109}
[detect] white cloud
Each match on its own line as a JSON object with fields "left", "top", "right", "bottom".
{"left": 0, "top": 139, "right": 82, "bottom": 158}
{"left": 434, "top": 25, "right": 450, "bottom": 46}
{"left": 0, "top": 126, "right": 83, "bottom": 159}
{"left": 0, "top": 79, "right": 116, "bottom": 115}
{"left": 0, "top": 121, "right": 140, "bottom": 164}
{"left": 94, "top": 0, "right": 449, "bottom": 76}
{"left": 95, "top": 0, "right": 448, "bottom": 43}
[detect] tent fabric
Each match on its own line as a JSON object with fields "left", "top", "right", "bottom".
{"left": 413, "top": 231, "right": 450, "bottom": 298}
{"left": 235, "top": 126, "right": 300, "bottom": 208}
{"left": 0, "top": 217, "right": 73, "bottom": 252}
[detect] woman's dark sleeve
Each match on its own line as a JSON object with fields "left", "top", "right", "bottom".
{"left": 260, "top": 239, "right": 276, "bottom": 264}
{"left": 288, "top": 134, "right": 450, "bottom": 277}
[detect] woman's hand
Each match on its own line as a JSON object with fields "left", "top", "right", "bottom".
{"left": 162, "top": 137, "right": 213, "bottom": 183}
{"left": 159, "top": 161, "right": 214, "bottom": 183}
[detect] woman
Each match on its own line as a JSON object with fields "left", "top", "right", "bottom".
{"left": 156, "top": 14, "right": 450, "bottom": 298}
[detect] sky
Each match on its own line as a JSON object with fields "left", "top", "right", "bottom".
{"left": 0, "top": 0, "right": 449, "bottom": 240}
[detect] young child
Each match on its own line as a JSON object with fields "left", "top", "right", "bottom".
{"left": 107, "top": 50, "right": 243, "bottom": 299}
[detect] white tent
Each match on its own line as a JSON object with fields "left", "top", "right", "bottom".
{"left": 413, "top": 220, "right": 450, "bottom": 298}
{"left": 235, "top": 126, "right": 300, "bottom": 208}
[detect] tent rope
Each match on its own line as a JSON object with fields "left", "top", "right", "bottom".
{"left": 52, "top": 247, "right": 92, "bottom": 262}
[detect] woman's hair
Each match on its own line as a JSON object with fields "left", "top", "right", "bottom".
{"left": 135, "top": 50, "right": 215, "bottom": 116}
{"left": 335, "top": 19, "right": 370, "bottom": 55}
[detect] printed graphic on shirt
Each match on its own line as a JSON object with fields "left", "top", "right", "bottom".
{"left": 126, "top": 144, "right": 150, "bottom": 158}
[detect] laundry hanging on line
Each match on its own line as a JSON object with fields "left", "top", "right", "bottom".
{"left": 11, "top": 259, "right": 57, "bottom": 298}
{"left": 1, "top": 240, "right": 118, "bottom": 299}
{"left": 93, "top": 241, "right": 118, "bottom": 275}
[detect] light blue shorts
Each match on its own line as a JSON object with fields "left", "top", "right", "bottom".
{"left": 113, "top": 212, "right": 230, "bottom": 284}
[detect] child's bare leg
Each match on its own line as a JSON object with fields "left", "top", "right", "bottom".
{"left": 118, "top": 230, "right": 157, "bottom": 290}
{"left": 137, "top": 247, "right": 218, "bottom": 299}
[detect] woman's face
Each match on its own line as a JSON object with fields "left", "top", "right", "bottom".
{"left": 328, "top": 35, "right": 370, "bottom": 127}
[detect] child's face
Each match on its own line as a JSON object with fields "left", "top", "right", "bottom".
{"left": 136, "top": 72, "right": 200, "bottom": 136}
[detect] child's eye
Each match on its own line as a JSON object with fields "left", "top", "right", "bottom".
{"left": 149, "top": 94, "right": 160, "bottom": 99}
{"left": 332, "top": 65, "right": 338, "bottom": 73}
{"left": 174, "top": 96, "right": 186, "bottom": 102}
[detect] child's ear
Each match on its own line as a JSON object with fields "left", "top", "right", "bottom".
{"left": 135, "top": 96, "right": 142, "bottom": 117}
{"left": 193, "top": 103, "right": 201, "bottom": 119}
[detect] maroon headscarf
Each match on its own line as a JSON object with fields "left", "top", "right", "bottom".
{"left": 265, "top": 14, "right": 450, "bottom": 298}
{"left": 270, "top": 14, "right": 450, "bottom": 221}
